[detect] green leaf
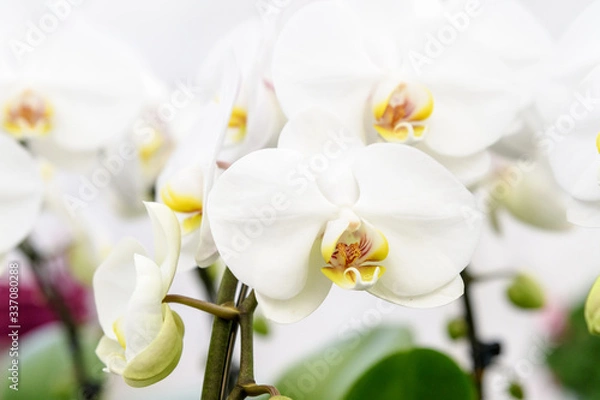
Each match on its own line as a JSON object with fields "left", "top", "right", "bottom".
{"left": 547, "top": 302, "right": 600, "bottom": 399}
{"left": 343, "top": 348, "right": 476, "bottom": 400}
{"left": 1, "top": 323, "right": 105, "bottom": 400}
{"left": 276, "top": 325, "right": 413, "bottom": 400}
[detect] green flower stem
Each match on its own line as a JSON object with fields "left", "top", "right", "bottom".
{"left": 470, "top": 269, "right": 516, "bottom": 283}
{"left": 202, "top": 268, "right": 240, "bottom": 400}
{"left": 238, "top": 291, "right": 258, "bottom": 384}
{"left": 163, "top": 294, "right": 239, "bottom": 320}
{"left": 226, "top": 292, "right": 276, "bottom": 400}
{"left": 228, "top": 383, "right": 280, "bottom": 399}
{"left": 218, "top": 284, "right": 250, "bottom": 398}
{"left": 461, "top": 270, "right": 484, "bottom": 398}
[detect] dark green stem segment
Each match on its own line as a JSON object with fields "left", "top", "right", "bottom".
{"left": 163, "top": 294, "right": 239, "bottom": 320}
{"left": 226, "top": 292, "right": 274, "bottom": 400}
{"left": 202, "top": 268, "right": 240, "bottom": 400}
{"left": 221, "top": 284, "right": 250, "bottom": 397}
{"left": 21, "top": 242, "right": 101, "bottom": 400}
{"left": 228, "top": 384, "right": 280, "bottom": 399}
{"left": 461, "top": 269, "right": 501, "bottom": 400}
{"left": 238, "top": 291, "right": 258, "bottom": 385}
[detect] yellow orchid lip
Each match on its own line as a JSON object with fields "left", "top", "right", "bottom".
{"left": 3, "top": 89, "right": 53, "bottom": 138}
{"left": 160, "top": 184, "right": 203, "bottom": 214}
{"left": 373, "top": 83, "right": 434, "bottom": 143}
{"left": 322, "top": 265, "right": 386, "bottom": 291}
{"left": 320, "top": 218, "right": 389, "bottom": 290}
{"left": 227, "top": 106, "right": 248, "bottom": 144}
{"left": 596, "top": 132, "right": 600, "bottom": 154}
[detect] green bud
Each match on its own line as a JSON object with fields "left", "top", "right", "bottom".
{"left": 123, "top": 305, "right": 185, "bottom": 387}
{"left": 253, "top": 315, "right": 271, "bottom": 336}
{"left": 506, "top": 273, "right": 545, "bottom": 310}
{"left": 585, "top": 276, "right": 600, "bottom": 335}
{"left": 508, "top": 381, "right": 525, "bottom": 399}
{"left": 446, "top": 317, "right": 468, "bottom": 341}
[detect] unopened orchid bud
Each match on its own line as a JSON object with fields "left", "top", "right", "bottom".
{"left": 585, "top": 276, "right": 600, "bottom": 335}
{"left": 122, "top": 306, "right": 185, "bottom": 387}
{"left": 446, "top": 317, "right": 468, "bottom": 341}
{"left": 508, "top": 381, "right": 525, "bottom": 399}
{"left": 506, "top": 273, "right": 545, "bottom": 310}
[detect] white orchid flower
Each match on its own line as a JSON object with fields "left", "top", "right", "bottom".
{"left": 0, "top": 135, "right": 43, "bottom": 254}
{"left": 216, "top": 18, "right": 286, "bottom": 161}
{"left": 175, "top": 18, "right": 286, "bottom": 165}
{"left": 207, "top": 109, "right": 482, "bottom": 323}
{"left": 93, "top": 202, "right": 184, "bottom": 387}
{"left": 0, "top": 18, "right": 147, "bottom": 167}
{"left": 271, "top": 0, "right": 533, "bottom": 185}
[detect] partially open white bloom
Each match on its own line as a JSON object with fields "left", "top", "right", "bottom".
{"left": 0, "top": 18, "right": 147, "bottom": 166}
{"left": 208, "top": 109, "right": 482, "bottom": 323}
{"left": 93, "top": 202, "right": 184, "bottom": 387}
{"left": 176, "top": 18, "right": 286, "bottom": 165}
{"left": 0, "top": 135, "right": 43, "bottom": 254}
{"left": 272, "top": 0, "right": 543, "bottom": 184}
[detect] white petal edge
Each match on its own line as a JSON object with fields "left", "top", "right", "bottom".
{"left": 143, "top": 202, "right": 181, "bottom": 296}
{"left": 93, "top": 237, "right": 146, "bottom": 340}
{"left": 369, "top": 275, "right": 464, "bottom": 308}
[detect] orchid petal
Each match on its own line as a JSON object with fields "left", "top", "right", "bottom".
{"left": 93, "top": 237, "right": 147, "bottom": 340}
{"left": 369, "top": 275, "right": 464, "bottom": 308}
{"left": 255, "top": 243, "right": 332, "bottom": 324}
{"left": 123, "top": 305, "right": 185, "bottom": 388}
{"left": 208, "top": 149, "right": 337, "bottom": 299}
{"left": 96, "top": 336, "right": 127, "bottom": 375}
{"left": 567, "top": 199, "right": 600, "bottom": 228}
{"left": 22, "top": 18, "right": 146, "bottom": 151}
{"left": 415, "top": 145, "right": 491, "bottom": 186}
{"left": 353, "top": 144, "right": 480, "bottom": 297}
{"left": 144, "top": 202, "right": 181, "bottom": 295}
{"left": 278, "top": 109, "right": 363, "bottom": 206}
{"left": 272, "top": 0, "right": 381, "bottom": 128}
{"left": 124, "top": 254, "right": 165, "bottom": 361}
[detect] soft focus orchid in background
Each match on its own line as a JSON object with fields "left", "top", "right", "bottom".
{"left": 271, "top": 0, "right": 546, "bottom": 185}
{"left": 93, "top": 202, "right": 184, "bottom": 387}
{"left": 208, "top": 109, "right": 482, "bottom": 323}
{"left": 0, "top": 18, "right": 148, "bottom": 168}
